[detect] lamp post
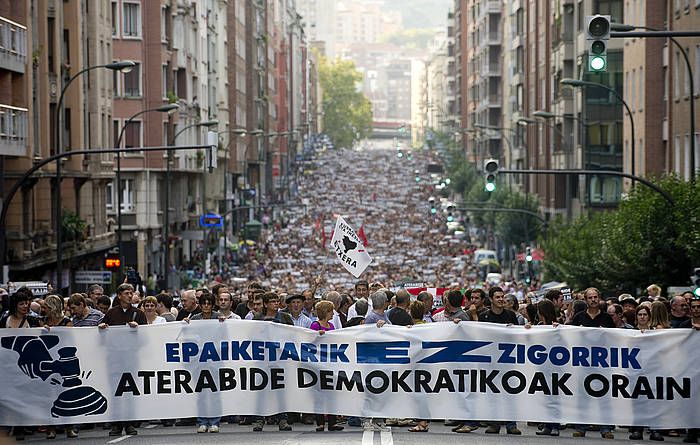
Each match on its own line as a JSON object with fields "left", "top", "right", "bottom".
{"left": 561, "top": 78, "right": 637, "bottom": 184}
{"left": 612, "top": 23, "right": 695, "bottom": 182}
{"left": 53, "top": 60, "right": 135, "bottom": 293}
{"left": 162, "top": 119, "right": 218, "bottom": 290}
{"left": 217, "top": 128, "right": 249, "bottom": 250}
{"left": 114, "top": 103, "right": 179, "bottom": 268}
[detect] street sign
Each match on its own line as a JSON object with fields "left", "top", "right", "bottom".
{"left": 199, "top": 213, "right": 223, "bottom": 228}
{"left": 3, "top": 281, "right": 49, "bottom": 296}
{"left": 75, "top": 271, "right": 113, "bottom": 284}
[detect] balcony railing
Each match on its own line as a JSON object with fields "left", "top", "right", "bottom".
{"left": 0, "top": 104, "right": 28, "bottom": 156}
{"left": 0, "top": 16, "right": 26, "bottom": 73}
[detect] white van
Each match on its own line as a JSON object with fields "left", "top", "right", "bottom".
{"left": 473, "top": 249, "right": 498, "bottom": 265}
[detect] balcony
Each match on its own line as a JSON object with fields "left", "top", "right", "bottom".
{"left": 0, "top": 16, "right": 27, "bottom": 73}
{"left": 0, "top": 104, "right": 27, "bottom": 156}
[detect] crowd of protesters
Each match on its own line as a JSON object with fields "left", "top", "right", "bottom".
{"left": 0, "top": 279, "right": 698, "bottom": 441}
{"left": 1, "top": 147, "right": 699, "bottom": 441}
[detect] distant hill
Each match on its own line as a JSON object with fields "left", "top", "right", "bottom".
{"left": 384, "top": 0, "right": 452, "bottom": 29}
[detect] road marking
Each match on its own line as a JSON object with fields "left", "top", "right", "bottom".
{"left": 380, "top": 429, "right": 393, "bottom": 445}
{"left": 362, "top": 430, "right": 374, "bottom": 445}
{"left": 143, "top": 424, "right": 159, "bottom": 429}
{"left": 107, "top": 436, "right": 131, "bottom": 444}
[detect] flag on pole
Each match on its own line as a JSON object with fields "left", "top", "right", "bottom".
{"left": 330, "top": 216, "right": 372, "bottom": 278}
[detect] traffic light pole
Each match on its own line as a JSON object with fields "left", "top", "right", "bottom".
{"left": 0, "top": 144, "right": 213, "bottom": 284}
{"left": 611, "top": 29, "right": 699, "bottom": 183}
{"left": 498, "top": 168, "right": 675, "bottom": 206}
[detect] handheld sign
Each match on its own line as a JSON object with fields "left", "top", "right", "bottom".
{"left": 330, "top": 216, "right": 372, "bottom": 278}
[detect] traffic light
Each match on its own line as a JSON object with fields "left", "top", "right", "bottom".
{"left": 428, "top": 197, "right": 437, "bottom": 215}
{"left": 586, "top": 15, "right": 610, "bottom": 72}
{"left": 691, "top": 267, "right": 700, "bottom": 297}
{"left": 484, "top": 158, "right": 499, "bottom": 192}
{"left": 446, "top": 205, "right": 454, "bottom": 222}
{"left": 415, "top": 169, "right": 421, "bottom": 182}
{"left": 525, "top": 247, "right": 533, "bottom": 262}
{"left": 397, "top": 150, "right": 404, "bottom": 158}
{"left": 242, "top": 188, "right": 256, "bottom": 202}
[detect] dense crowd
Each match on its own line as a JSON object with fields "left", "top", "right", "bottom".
{"left": 0, "top": 280, "right": 698, "bottom": 441}
{"left": 1, "top": 147, "right": 698, "bottom": 441}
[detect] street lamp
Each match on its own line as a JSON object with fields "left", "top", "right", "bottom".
{"left": 53, "top": 60, "right": 135, "bottom": 293}
{"left": 115, "top": 103, "right": 179, "bottom": 268}
{"left": 561, "top": 78, "right": 637, "bottom": 182}
{"left": 218, "top": 128, "right": 250, "bottom": 250}
{"left": 612, "top": 23, "right": 696, "bottom": 182}
{"left": 162, "top": 119, "right": 218, "bottom": 289}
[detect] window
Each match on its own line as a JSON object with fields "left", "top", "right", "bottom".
{"left": 674, "top": 53, "right": 681, "bottom": 99}
{"left": 123, "top": 62, "right": 141, "bottom": 97}
{"left": 594, "top": 0, "right": 623, "bottom": 23}
{"left": 111, "top": 1, "right": 118, "bottom": 37}
{"left": 161, "top": 6, "right": 167, "bottom": 42}
{"left": 674, "top": 135, "right": 681, "bottom": 174}
{"left": 123, "top": 2, "right": 141, "bottom": 38}
{"left": 685, "top": 133, "right": 691, "bottom": 179}
{"left": 162, "top": 65, "right": 168, "bottom": 99}
{"left": 120, "top": 179, "right": 135, "bottom": 212}
{"left": 106, "top": 182, "right": 114, "bottom": 210}
{"left": 124, "top": 120, "right": 142, "bottom": 149}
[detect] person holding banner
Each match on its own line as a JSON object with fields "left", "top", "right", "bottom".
{"left": 570, "top": 287, "right": 615, "bottom": 439}
{"left": 533, "top": 299, "right": 561, "bottom": 437}
{"left": 99, "top": 283, "right": 145, "bottom": 437}
{"left": 185, "top": 292, "right": 223, "bottom": 433}
{"left": 308, "top": 300, "right": 345, "bottom": 432}
{"left": 477, "top": 287, "right": 521, "bottom": 436}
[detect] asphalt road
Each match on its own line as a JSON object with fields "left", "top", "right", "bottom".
{"left": 7, "top": 422, "right": 692, "bottom": 445}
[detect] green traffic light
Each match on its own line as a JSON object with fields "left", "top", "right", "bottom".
{"left": 447, "top": 216, "right": 454, "bottom": 222}
{"left": 431, "top": 208, "right": 437, "bottom": 214}
{"left": 695, "top": 287, "right": 700, "bottom": 297}
{"left": 589, "top": 55, "right": 606, "bottom": 71}
{"left": 526, "top": 255, "right": 533, "bottom": 262}
{"left": 485, "top": 182, "right": 496, "bottom": 192}
{"left": 415, "top": 176, "right": 421, "bottom": 182}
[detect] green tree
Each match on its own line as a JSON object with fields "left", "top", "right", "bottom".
{"left": 319, "top": 58, "right": 373, "bottom": 149}
{"left": 542, "top": 176, "right": 700, "bottom": 292}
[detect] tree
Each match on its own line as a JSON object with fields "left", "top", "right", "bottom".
{"left": 319, "top": 57, "right": 373, "bottom": 149}
{"left": 542, "top": 176, "right": 700, "bottom": 293}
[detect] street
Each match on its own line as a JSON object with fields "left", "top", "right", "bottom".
{"left": 12, "top": 422, "right": 689, "bottom": 445}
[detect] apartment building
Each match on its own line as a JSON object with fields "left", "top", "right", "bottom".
{"left": 0, "top": 0, "right": 316, "bottom": 289}
{"left": 1, "top": 0, "right": 117, "bottom": 288}
{"left": 667, "top": 0, "right": 700, "bottom": 180}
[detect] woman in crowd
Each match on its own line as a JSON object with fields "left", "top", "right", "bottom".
{"left": 409, "top": 300, "right": 426, "bottom": 325}
{"left": 635, "top": 305, "right": 653, "bottom": 331}
{"left": 533, "top": 299, "right": 560, "bottom": 437}
{"left": 629, "top": 304, "right": 663, "bottom": 440}
{"left": 650, "top": 301, "right": 671, "bottom": 329}
{"left": 44, "top": 295, "right": 72, "bottom": 328}
{"left": 42, "top": 295, "right": 76, "bottom": 440}
{"left": 141, "top": 296, "right": 166, "bottom": 325}
{"left": 309, "top": 301, "right": 343, "bottom": 432}
{"left": 0, "top": 287, "right": 41, "bottom": 440}
{"left": 0, "top": 287, "right": 41, "bottom": 328}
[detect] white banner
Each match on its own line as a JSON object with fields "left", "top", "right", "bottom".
{"left": 0, "top": 321, "right": 698, "bottom": 428}
{"left": 330, "top": 216, "right": 372, "bottom": 277}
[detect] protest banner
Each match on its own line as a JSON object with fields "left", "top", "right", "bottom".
{"left": 0, "top": 321, "right": 698, "bottom": 428}
{"left": 329, "top": 216, "right": 372, "bottom": 277}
